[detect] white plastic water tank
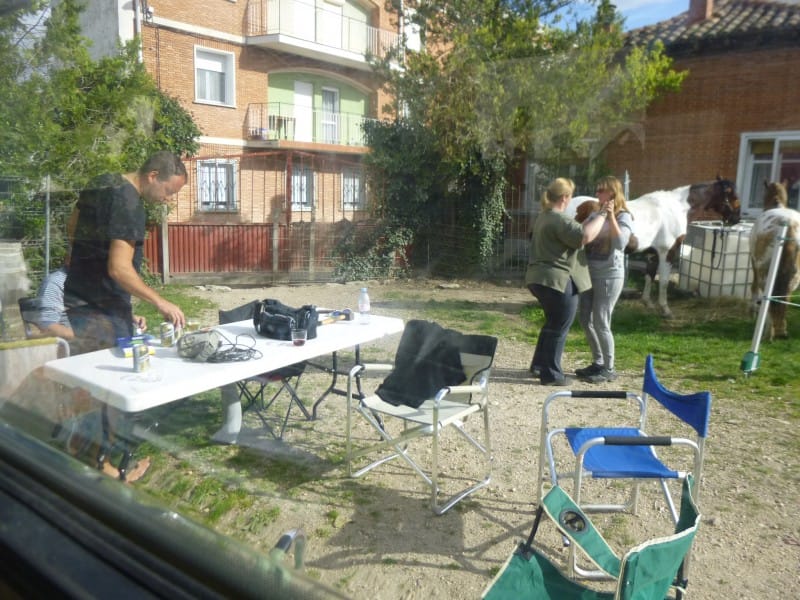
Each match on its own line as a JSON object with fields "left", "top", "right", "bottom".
{"left": 678, "top": 221, "right": 754, "bottom": 298}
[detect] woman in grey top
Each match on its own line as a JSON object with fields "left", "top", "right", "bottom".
{"left": 576, "top": 176, "right": 634, "bottom": 383}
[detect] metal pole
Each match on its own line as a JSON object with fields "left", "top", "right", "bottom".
{"left": 741, "top": 222, "right": 788, "bottom": 376}
{"left": 623, "top": 170, "right": 630, "bottom": 202}
{"left": 45, "top": 174, "right": 51, "bottom": 274}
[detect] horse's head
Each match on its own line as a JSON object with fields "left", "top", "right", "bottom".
{"left": 707, "top": 176, "right": 741, "bottom": 225}
{"left": 763, "top": 181, "right": 787, "bottom": 210}
{"left": 574, "top": 199, "right": 600, "bottom": 223}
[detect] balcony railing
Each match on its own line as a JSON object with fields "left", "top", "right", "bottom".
{"left": 246, "top": 0, "right": 400, "bottom": 62}
{"left": 245, "top": 102, "right": 376, "bottom": 146}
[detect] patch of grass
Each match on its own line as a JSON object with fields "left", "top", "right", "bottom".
{"left": 417, "top": 299, "right": 509, "bottom": 335}
{"left": 520, "top": 294, "right": 800, "bottom": 422}
{"left": 325, "top": 509, "right": 340, "bottom": 527}
{"left": 335, "top": 572, "right": 356, "bottom": 589}
{"left": 604, "top": 514, "right": 636, "bottom": 547}
{"left": 132, "top": 284, "right": 216, "bottom": 328}
{"left": 243, "top": 506, "right": 281, "bottom": 533}
{"left": 314, "top": 527, "right": 332, "bottom": 539}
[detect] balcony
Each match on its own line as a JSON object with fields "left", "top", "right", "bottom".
{"left": 245, "top": 102, "right": 376, "bottom": 147}
{"left": 245, "top": 0, "right": 400, "bottom": 71}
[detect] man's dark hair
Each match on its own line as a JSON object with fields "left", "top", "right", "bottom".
{"left": 139, "top": 151, "right": 188, "bottom": 181}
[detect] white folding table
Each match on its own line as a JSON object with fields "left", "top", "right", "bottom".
{"left": 44, "top": 315, "right": 404, "bottom": 475}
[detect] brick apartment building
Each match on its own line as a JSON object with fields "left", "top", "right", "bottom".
{"left": 79, "top": 0, "right": 410, "bottom": 281}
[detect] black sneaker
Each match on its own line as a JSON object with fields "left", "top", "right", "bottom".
{"left": 584, "top": 368, "right": 618, "bottom": 384}
{"left": 575, "top": 363, "right": 603, "bottom": 377}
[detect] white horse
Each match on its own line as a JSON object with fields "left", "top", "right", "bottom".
{"left": 567, "top": 179, "right": 740, "bottom": 318}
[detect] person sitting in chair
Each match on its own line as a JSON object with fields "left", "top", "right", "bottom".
{"left": 31, "top": 261, "right": 74, "bottom": 341}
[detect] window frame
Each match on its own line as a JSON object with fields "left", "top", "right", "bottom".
{"left": 194, "top": 47, "right": 236, "bottom": 107}
{"left": 196, "top": 159, "right": 238, "bottom": 213}
{"left": 321, "top": 87, "right": 340, "bottom": 145}
{"left": 291, "top": 166, "right": 315, "bottom": 211}
{"left": 737, "top": 130, "right": 800, "bottom": 214}
{"left": 342, "top": 166, "right": 366, "bottom": 211}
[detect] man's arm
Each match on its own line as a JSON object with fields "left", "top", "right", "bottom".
{"left": 107, "top": 239, "right": 185, "bottom": 327}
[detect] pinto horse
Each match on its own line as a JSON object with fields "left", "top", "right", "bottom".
{"left": 568, "top": 177, "right": 741, "bottom": 317}
{"left": 750, "top": 182, "right": 800, "bottom": 340}
{"left": 762, "top": 180, "right": 788, "bottom": 210}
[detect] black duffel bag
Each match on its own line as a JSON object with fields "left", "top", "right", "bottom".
{"left": 253, "top": 299, "right": 318, "bottom": 341}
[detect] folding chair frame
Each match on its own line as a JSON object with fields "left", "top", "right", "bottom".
{"left": 18, "top": 296, "right": 42, "bottom": 339}
{"left": 537, "top": 356, "right": 710, "bottom": 580}
{"left": 218, "top": 302, "right": 310, "bottom": 440}
{"left": 237, "top": 368, "right": 311, "bottom": 440}
{"left": 345, "top": 362, "right": 493, "bottom": 515}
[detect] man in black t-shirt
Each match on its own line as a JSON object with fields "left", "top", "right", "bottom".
{"left": 65, "top": 151, "right": 188, "bottom": 355}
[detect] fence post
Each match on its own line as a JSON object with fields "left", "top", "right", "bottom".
{"left": 160, "top": 213, "right": 170, "bottom": 283}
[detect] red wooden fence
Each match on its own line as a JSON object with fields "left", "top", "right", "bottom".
{"left": 143, "top": 221, "right": 373, "bottom": 283}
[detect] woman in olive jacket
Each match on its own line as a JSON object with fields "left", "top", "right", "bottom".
{"left": 525, "top": 177, "right": 608, "bottom": 386}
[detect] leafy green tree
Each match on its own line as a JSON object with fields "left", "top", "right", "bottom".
{"left": 364, "top": 0, "right": 684, "bottom": 274}
{"left": 1, "top": 0, "right": 199, "bottom": 189}
{"left": 0, "top": 0, "right": 200, "bottom": 274}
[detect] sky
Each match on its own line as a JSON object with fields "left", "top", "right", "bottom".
{"left": 571, "top": 0, "right": 687, "bottom": 30}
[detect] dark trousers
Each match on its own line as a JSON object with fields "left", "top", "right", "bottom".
{"left": 528, "top": 280, "right": 578, "bottom": 383}
{"left": 67, "top": 305, "right": 133, "bottom": 355}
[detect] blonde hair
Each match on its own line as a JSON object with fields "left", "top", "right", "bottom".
{"left": 541, "top": 177, "right": 575, "bottom": 209}
{"left": 595, "top": 175, "right": 629, "bottom": 214}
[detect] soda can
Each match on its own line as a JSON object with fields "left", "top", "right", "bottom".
{"left": 160, "top": 322, "right": 175, "bottom": 347}
{"left": 132, "top": 343, "right": 150, "bottom": 372}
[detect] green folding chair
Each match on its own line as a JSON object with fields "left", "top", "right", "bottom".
{"left": 482, "top": 475, "right": 701, "bottom": 600}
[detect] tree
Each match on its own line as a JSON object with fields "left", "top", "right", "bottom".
{"left": 365, "top": 0, "right": 684, "bottom": 274}
{"left": 0, "top": 0, "right": 199, "bottom": 190}
{"left": 0, "top": 0, "right": 200, "bottom": 274}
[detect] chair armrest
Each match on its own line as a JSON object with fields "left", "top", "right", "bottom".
{"left": 570, "top": 390, "right": 629, "bottom": 399}
{"left": 347, "top": 363, "right": 393, "bottom": 379}
{"left": 579, "top": 435, "right": 699, "bottom": 451}
{"left": 542, "top": 390, "right": 644, "bottom": 428}
{"left": 358, "top": 363, "right": 394, "bottom": 374}
{"left": 541, "top": 486, "right": 621, "bottom": 578}
{"left": 434, "top": 383, "right": 485, "bottom": 407}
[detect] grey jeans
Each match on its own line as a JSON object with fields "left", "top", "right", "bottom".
{"left": 578, "top": 277, "right": 624, "bottom": 370}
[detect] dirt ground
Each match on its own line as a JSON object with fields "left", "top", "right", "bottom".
{"left": 186, "top": 279, "right": 799, "bottom": 599}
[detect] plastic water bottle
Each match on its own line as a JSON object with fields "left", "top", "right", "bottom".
{"left": 357, "top": 287, "right": 371, "bottom": 324}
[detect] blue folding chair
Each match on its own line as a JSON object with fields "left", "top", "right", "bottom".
{"left": 538, "top": 354, "right": 711, "bottom": 578}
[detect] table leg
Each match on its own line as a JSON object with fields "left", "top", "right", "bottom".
{"left": 96, "top": 405, "right": 112, "bottom": 472}
{"left": 310, "top": 346, "right": 363, "bottom": 420}
{"left": 212, "top": 383, "right": 242, "bottom": 444}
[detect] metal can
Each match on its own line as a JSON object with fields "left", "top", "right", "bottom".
{"left": 160, "top": 322, "right": 175, "bottom": 347}
{"left": 132, "top": 343, "right": 150, "bottom": 372}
